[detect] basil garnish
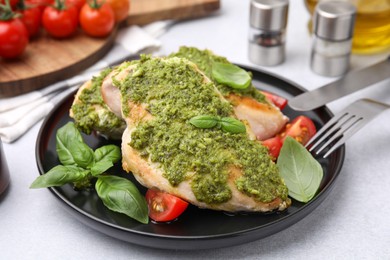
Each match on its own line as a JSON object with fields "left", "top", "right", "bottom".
{"left": 189, "top": 115, "right": 219, "bottom": 129}
{"left": 91, "top": 145, "right": 122, "bottom": 176}
{"left": 212, "top": 62, "right": 251, "bottom": 90}
{"left": 277, "top": 137, "right": 323, "bottom": 203}
{"left": 96, "top": 175, "right": 149, "bottom": 224}
{"left": 30, "top": 122, "right": 149, "bottom": 224}
{"left": 220, "top": 117, "right": 246, "bottom": 134}
{"left": 56, "top": 122, "right": 94, "bottom": 168}
{"left": 30, "top": 165, "right": 89, "bottom": 189}
{"left": 189, "top": 115, "right": 246, "bottom": 134}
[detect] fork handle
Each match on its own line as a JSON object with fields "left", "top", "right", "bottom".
{"left": 289, "top": 56, "right": 390, "bottom": 111}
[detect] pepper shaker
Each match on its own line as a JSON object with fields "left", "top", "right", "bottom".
{"left": 310, "top": 1, "right": 356, "bottom": 77}
{"left": 248, "top": 0, "right": 289, "bottom": 66}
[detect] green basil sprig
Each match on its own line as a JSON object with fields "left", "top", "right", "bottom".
{"left": 212, "top": 62, "right": 251, "bottom": 90}
{"left": 189, "top": 115, "right": 218, "bottom": 129}
{"left": 30, "top": 122, "right": 149, "bottom": 224}
{"left": 96, "top": 175, "right": 149, "bottom": 224}
{"left": 189, "top": 115, "right": 246, "bottom": 134}
{"left": 277, "top": 136, "right": 324, "bottom": 203}
{"left": 220, "top": 117, "right": 246, "bottom": 134}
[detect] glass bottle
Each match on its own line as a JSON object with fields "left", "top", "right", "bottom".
{"left": 304, "top": 0, "right": 390, "bottom": 54}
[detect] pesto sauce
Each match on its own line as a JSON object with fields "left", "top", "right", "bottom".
{"left": 119, "top": 55, "right": 288, "bottom": 204}
{"left": 169, "top": 46, "right": 268, "bottom": 103}
{"left": 71, "top": 68, "right": 125, "bottom": 135}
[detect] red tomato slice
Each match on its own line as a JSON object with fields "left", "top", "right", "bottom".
{"left": 262, "top": 136, "right": 283, "bottom": 159}
{"left": 261, "top": 90, "right": 288, "bottom": 110}
{"left": 280, "top": 115, "right": 316, "bottom": 145}
{"left": 145, "top": 189, "right": 188, "bottom": 222}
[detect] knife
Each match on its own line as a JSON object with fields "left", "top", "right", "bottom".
{"left": 288, "top": 56, "right": 390, "bottom": 111}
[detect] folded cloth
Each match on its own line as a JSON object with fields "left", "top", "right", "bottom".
{"left": 0, "top": 87, "right": 76, "bottom": 143}
{"left": 0, "top": 21, "right": 172, "bottom": 143}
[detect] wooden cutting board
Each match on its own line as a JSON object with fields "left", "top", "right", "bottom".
{"left": 0, "top": 0, "right": 220, "bottom": 98}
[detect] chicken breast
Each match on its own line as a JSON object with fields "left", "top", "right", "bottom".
{"left": 170, "top": 46, "right": 288, "bottom": 140}
{"left": 72, "top": 47, "right": 287, "bottom": 142}
{"left": 70, "top": 68, "right": 125, "bottom": 139}
{"left": 101, "top": 55, "right": 290, "bottom": 213}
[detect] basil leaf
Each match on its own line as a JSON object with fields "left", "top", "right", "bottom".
{"left": 94, "top": 145, "right": 121, "bottom": 163}
{"left": 56, "top": 122, "right": 94, "bottom": 168}
{"left": 96, "top": 175, "right": 149, "bottom": 224}
{"left": 220, "top": 117, "right": 246, "bottom": 134}
{"left": 189, "top": 115, "right": 219, "bottom": 129}
{"left": 212, "top": 62, "right": 251, "bottom": 89}
{"left": 277, "top": 137, "right": 323, "bottom": 203}
{"left": 30, "top": 165, "right": 89, "bottom": 189}
{"left": 91, "top": 145, "right": 121, "bottom": 176}
{"left": 91, "top": 161, "right": 114, "bottom": 176}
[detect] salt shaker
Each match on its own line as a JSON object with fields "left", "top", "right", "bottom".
{"left": 310, "top": 1, "right": 356, "bottom": 77}
{"left": 248, "top": 0, "right": 289, "bottom": 66}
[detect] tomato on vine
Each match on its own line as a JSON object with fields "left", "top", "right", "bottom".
{"left": 17, "top": 0, "right": 42, "bottom": 37}
{"left": 42, "top": 0, "right": 78, "bottom": 38}
{"left": 0, "top": 0, "right": 18, "bottom": 9}
{"left": 106, "top": 0, "right": 129, "bottom": 23}
{"left": 0, "top": 0, "right": 29, "bottom": 58}
{"left": 27, "top": 0, "right": 54, "bottom": 12}
{"left": 79, "top": 0, "right": 114, "bottom": 37}
{"left": 65, "top": 0, "right": 85, "bottom": 11}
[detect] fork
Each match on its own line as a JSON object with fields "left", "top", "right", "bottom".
{"left": 306, "top": 98, "right": 390, "bottom": 158}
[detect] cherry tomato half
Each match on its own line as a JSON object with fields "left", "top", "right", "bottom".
{"left": 261, "top": 90, "right": 288, "bottom": 110}
{"left": 145, "top": 189, "right": 189, "bottom": 222}
{"left": 280, "top": 115, "right": 317, "bottom": 145}
{"left": 262, "top": 136, "right": 283, "bottom": 159}
{"left": 79, "top": 2, "right": 114, "bottom": 37}
{"left": 42, "top": 5, "right": 78, "bottom": 38}
{"left": 0, "top": 18, "right": 29, "bottom": 59}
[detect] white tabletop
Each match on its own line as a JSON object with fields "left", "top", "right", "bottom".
{"left": 1, "top": 0, "right": 390, "bottom": 259}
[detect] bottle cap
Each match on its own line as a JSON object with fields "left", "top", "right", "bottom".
{"left": 250, "top": 0, "right": 289, "bottom": 31}
{"left": 313, "top": 1, "right": 356, "bottom": 41}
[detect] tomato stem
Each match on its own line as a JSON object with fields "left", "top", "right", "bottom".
{"left": 0, "top": 0, "right": 17, "bottom": 20}
{"left": 88, "top": 0, "right": 102, "bottom": 9}
{"left": 53, "top": 0, "right": 66, "bottom": 10}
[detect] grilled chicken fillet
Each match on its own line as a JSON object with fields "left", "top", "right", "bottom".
{"left": 100, "top": 56, "right": 290, "bottom": 212}
{"left": 170, "top": 46, "right": 288, "bottom": 140}
{"left": 70, "top": 68, "right": 125, "bottom": 139}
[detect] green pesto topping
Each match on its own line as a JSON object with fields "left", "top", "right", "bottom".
{"left": 71, "top": 68, "right": 125, "bottom": 136}
{"left": 169, "top": 46, "right": 268, "bottom": 103}
{"left": 118, "top": 55, "right": 288, "bottom": 204}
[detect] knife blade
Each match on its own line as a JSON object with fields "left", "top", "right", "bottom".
{"left": 288, "top": 56, "right": 390, "bottom": 111}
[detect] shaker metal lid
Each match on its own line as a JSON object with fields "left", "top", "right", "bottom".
{"left": 314, "top": 1, "right": 356, "bottom": 41}
{"left": 249, "top": 0, "right": 289, "bottom": 31}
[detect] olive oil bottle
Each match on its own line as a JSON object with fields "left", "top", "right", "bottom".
{"left": 305, "top": 0, "right": 390, "bottom": 54}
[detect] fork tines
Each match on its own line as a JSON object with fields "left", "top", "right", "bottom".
{"left": 306, "top": 98, "right": 390, "bottom": 158}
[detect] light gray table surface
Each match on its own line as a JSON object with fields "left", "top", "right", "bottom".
{"left": 1, "top": 0, "right": 390, "bottom": 259}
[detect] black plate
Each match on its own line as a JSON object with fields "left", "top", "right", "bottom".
{"left": 35, "top": 65, "right": 345, "bottom": 250}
